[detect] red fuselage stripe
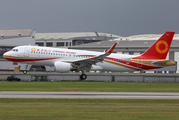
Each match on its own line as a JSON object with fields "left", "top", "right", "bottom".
{"left": 4, "top": 55, "right": 162, "bottom": 70}
{"left": 4, "top": 57, "right": 61, "bottom": 62}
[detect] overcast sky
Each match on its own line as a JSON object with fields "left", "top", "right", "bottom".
{"left": 0, "top": 0, "right": 178, "bottom": 36}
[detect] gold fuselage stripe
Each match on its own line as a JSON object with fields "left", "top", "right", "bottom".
{"left": 103, "top": 60, "right": 142, "bottom": 71}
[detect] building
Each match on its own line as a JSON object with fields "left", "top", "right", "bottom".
{"left": 35, "top": 32, "right": 121, "bottom": 47}
{"left": 0, "top": 29, "right": 179, "bottom": 73}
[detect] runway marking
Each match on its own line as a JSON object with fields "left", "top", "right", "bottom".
{"left": 1, "top": 92, "right": 179, "bottom": 99}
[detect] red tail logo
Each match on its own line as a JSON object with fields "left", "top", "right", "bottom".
{"left": 133, "top": 31, "right": 175, "bottom": 60}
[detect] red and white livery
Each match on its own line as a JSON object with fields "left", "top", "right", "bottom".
{"left": 3, "top": 31, "right": 175, "bottom": 80}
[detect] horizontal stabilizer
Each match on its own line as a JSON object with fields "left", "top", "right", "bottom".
{"left": 152, "top": 60, "right": 175, "bottom": 66}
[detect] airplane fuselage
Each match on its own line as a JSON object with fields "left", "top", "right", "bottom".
{"left": 3, "top": 45, "right": 171, "bottom": 72}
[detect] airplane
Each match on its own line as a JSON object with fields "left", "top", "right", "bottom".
{"left": 3, "top": 31, "right": 175, "bottom": 80}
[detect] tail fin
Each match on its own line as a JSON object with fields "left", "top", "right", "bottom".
{"left": 135, "top": 31, "right": 175, "bottom": 60}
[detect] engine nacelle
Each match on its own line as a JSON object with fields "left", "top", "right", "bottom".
{"left": 54, "top": 61, "right": 71, "bottom": 73}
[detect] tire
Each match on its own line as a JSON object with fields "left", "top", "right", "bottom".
{"left": 80, "top": 74, "right": 87, "bottom": 80}
{"left": 23, "top": 71, "right": 27, "bottom": 74}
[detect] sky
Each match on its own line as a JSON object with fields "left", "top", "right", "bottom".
{"left": 0, "top": 0, "right": 179, "bottom": 37}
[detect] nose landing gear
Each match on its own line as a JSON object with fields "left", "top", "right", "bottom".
{"left": 23, "top": 70, "right": 27, "bottom": 74}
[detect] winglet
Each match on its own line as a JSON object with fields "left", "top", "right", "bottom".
{"left": 107, "top": 43, "right": 117, "bottom": 53}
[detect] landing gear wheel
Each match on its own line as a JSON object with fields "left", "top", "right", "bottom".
{"left": 23, "top": 70, "right": 27, "bottom": 74}
{"left": 80, "top": 74, "right": 87, "bottom": 80}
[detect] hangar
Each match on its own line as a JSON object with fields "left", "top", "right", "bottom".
{"left": 35, "top": 32, "right": 121, "bottom": 47}
{"left": 0, "top": 29, "right": 178, "bottom": 73}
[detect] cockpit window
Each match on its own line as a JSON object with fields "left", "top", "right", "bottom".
{"left": 12, "top": 49, "right": 18, "bottom": 52}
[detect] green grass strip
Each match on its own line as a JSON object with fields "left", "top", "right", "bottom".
{"left": 0, "top": 99, "right": 179, "bottom": 120}
{"left": 0, "top": 82, "right": 179, "bottom": 92}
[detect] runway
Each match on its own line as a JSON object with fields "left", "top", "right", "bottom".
{"left": 0, "top": 91, "right": 179, "bottom": 99}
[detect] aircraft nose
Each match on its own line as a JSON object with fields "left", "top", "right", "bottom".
{"left": 3, "top": 52, "right": 9, "bottom": 58}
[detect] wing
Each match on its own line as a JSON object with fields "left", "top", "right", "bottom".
{"left": 70, "top": 43, "right": 117, "bottom": 71}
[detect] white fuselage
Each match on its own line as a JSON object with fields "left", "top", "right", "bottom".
{"left": 3, "top": 45, "right": 166, "bottom": 72}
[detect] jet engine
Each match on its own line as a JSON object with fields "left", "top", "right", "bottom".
{"left": 54, "top": 61, "right": 72, "bottom": 73}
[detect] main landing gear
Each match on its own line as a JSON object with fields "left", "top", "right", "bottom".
{"left": 80, "top": 74, "right": 87, "bottom": 80}
{"left": 80, "top": 70, "right": 87, "bottom": 80}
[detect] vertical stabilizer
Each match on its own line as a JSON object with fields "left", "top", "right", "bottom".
{"left": 134, "top": 31, "right": 175, "bottom": 60}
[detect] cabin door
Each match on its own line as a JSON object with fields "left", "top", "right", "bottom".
{"left": 24, "top": 47, "right": 29, "bottom": 57}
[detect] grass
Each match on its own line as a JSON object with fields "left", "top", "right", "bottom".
{"left": 0, "top": 82, "right": 179, "bottom": 92}
{"left": 0, "top": 99, "right": 178, "bottom": 120}
{"left": 0, "top": 82, "right": 179, "bottom": 120}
